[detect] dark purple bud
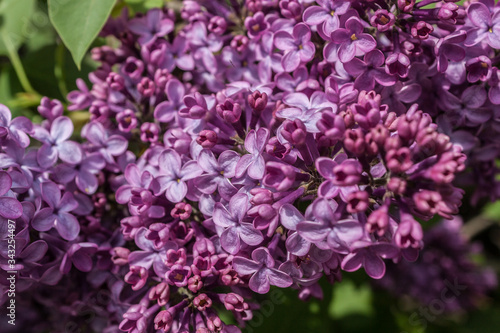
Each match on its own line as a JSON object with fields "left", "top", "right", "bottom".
{"left": 140, "top": 122, "right": 160, "bottom": 143}
{"left": 413, "top": 190, "right": 444, "bottom": 217}
{"left": 121, "top": 57, "right": 144, "bottom": 81}
{"left": 247, "top": 90, "right": 268, "bottom": 112}
{"left": 398, "top": 0, "right": 415, "bottom": 12}
{"left": 180, "top": 92, "right": 208, "bottom": 119}
{"left": 369, "top": 124, "right": 389, "bottom": 146}
{"left": 208, "top": 16, "right": 227, "bottom": 35}
{"left": 466, "top": 56, "right": 491, "bottom": 83}
{"left": 117, "top": 109, "right": 138, "bottom": 132}
{"left": 246, "top": 0, "right": 263, "bottom": 13}
{"left": 370, "top": 9, "right": 395, "bottom": 32}
{"left": 89, "top": 100, "right": 110, "bottom": 122}
{"left": 154, "top": 310, "right": 173, "bottom": 331}
{"left": 125, "top": 266, "right": 149, "bottom": 290}
{"left": 38, "top": 97, "right": 63, "bottom": 121}
{"left": 224, "top": 293, "right": 249, "bottom": 312}
{"left": 411, "top": 21, "right": 433, "bottom": 39}
{"left": 279, "top": 0, "right": 303, "bottom": 19}
{"left": 333, "top": 160, "right": 363, "bottom": 186}
{"left": 387, "top": 177, "right": 407, "bottom": 195}
{"left": 385, "top": 52, "right": 410, "bottom": 78}
{"left": 265, "top": 136, "right": 292, "bottom": 159}
{"left": 111, "top": 247, "right": 130, "bottom": 266}
{"left": 263, "top": 161, "right": 297, "bottom": 191}
{"left": 317, "top": 111, "right": 346, "bottom": 141}
{"left": 188, "top": 275, "right": 203, "bottom": 293}
{"left": 193, "top": 238, "right": 216, "bottom": 258}
{"left": 281, "top": 119, "right": 307, "bottom": 145}
{"left": 344, "top": 128, "right": 366, "bottom": 155}
{"left": 164, "top": 128, "right": 192, "bottom": 154}
{"left": 197, "top": 130, "right": 218, "bottom": 148}
{"left": 138, "top": 77, "right": 156, "bottom": 97}
{"left": 193, "top": 294, "right": 212, "bottom": 311}
{"left": 231, "top": 35, "right": 249, "bottom": 52}
{"left": 386, "top": 148, "right": 412, "bottom": 173}
{"left": 364, "top": 133, "right": 379, "bottom": 156}
{"left": 437, "top": 2, "right": 459, "bottom": 21}
{"left": 367, "top": 205, "right": 389, "bottom": 236}
{"left": 166, "top": 264, "right": 191, "bottom": 287}
{"left": 220, "top": 269, "right": 240, "bottom": 286}
{"left": 154, "top": 68, "right": 172, "bottom": 90}
{"left": 149, "top": 282, "right": 170, "bottom": 306}
{"left": 216, "top": 98, "right": 242, "bottom": 123}
{"left": 346, "top": 191, "right": 369, "bottom": 213}
{"left": 166, "top": 248, "right": 187, "bottom": 267}
{"left": 145, "top": 223, "right": 169, "bottom": 249}
{"left": 171, "top": 202, "right": 192, "bottom": 220}
{"left": 106, "top": 72, "right": 125, "bottom": 91}
{"left": 250, "top": 188, "right": 274, "bottom": 205}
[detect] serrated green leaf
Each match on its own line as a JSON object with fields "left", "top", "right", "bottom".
{"left": 48, "top": 0, "right": 116, "bottom": 69}
{"left": 0, "top": 0, "right": 36, "bottom": 55}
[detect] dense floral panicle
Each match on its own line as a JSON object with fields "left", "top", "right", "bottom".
{"left": 378, "top": 217, "right": 497, "bottom": 312}
{"left": 4, "top": 0, "right": 500, "bottom": 331}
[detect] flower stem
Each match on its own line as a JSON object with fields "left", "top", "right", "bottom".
{"left": 1, "top": 31, "right": 40, "bottom": 98}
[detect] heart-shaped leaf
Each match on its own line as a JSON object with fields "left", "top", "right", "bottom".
{"left": 48, "top": 0, "right": 116, "bottom": 69}
{"left": 0, "top": 0, "right": 36, "bottom": 55}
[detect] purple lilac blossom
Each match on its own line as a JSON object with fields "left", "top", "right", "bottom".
{"left": 3, "top": 0, "right": 500, "bottom": 331}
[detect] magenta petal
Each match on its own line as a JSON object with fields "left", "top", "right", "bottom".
{"left": 76, "top": 170, "right": 98, "bottom": 194}
{"left": 55, "top": 212, "right": 80, "bottom": 241}
{"left": 106, "top": 135, "right": 128, "bottom": 155}
{"left": 213, "top": 203, "right": 234, "bottom": 228}
{"left": 58, "top": 141, "right": 83, "bottom": 164}
{"left": 59, "top": 192, "right": 78, "bottom": 212}
{"left": 285, "top": 232, "right": 311, "bottom": 256}
{"left": 0, "top": 197, "right": 23, "bottom": 219}
{"left": 279, "top": 204, "right": 304, "bottom": 230}
{"left": 220, "top": 227, "right": 240, "bottom": 255}
{"left": 41, "top": 182, "right": 61, "bottom": 208}
{"left": 235, "top": 154, "right": 254, "bottom": 178}
{"left": 303, "top": 6, "right": 329, "bottom": 25}
{"left": 238, "top": 224, "right": 263, "bottom": 246}
{"left": 247, "top": 156, "right": 265, "bottom": 179}
{"left": 341, "top": 252, "right": 363, "bottom": 272}
{"left": 72, "top": 252, "right": 94, "bottom": 272}
{"left": 233, "top": 257, "right": 261, "bottom": 275}
{"left": 229, "top": 193, "right": 249, "bottom": 222}
{"left": 51, "top": 116, "right": 73, "bottom": 143}
{"left": 363, "top": 251, "right": 386, "bottom": 279}
{"left": 165, "top": 180, "right": 187, "bottom": 203}
{"left": 282, "top": 50, "right": 301, "bottom": 72}
{"left": 249, "top": 269, "right": 271, "bottom": 294}
{"left": 267, "top": 268, "right": 293, "bottom": 288}
{"left": 0, "top": 172, "right": 12, "bottom": 196}
{"left": 32, "top": 208, "right": 56, "bottom": 232}
{"left": 37, "top": 144, "right": 58, "bottom": 168}
{"left": 467, "top": 3, "right": 491, "bottom": 27}
{"left": 20, "top": 240, "right": 48, "bottom": 262}
{"left": 296, "top": 221, "right": 328, "bottom": 242}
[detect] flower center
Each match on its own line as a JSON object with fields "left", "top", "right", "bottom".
{"left": 350, "top": 34, "right": 358, "bottom": 41}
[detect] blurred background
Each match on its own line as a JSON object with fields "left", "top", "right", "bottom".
{"left": 1, "top": 0, "right": 499, "bottom": 332}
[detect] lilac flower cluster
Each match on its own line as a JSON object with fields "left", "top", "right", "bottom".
{"left": 378, "top": 217, "right": 497, "bottom": 312}
{"left": 1, "top": 0, "right": 498, "bottom": 331}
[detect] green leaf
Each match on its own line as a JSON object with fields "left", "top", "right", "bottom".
{"left": 329, "top": 280, "right": 373, "bottom": 319}
{"left": 48, "top": 0, "right": 116, "bottom": 69}
{"left": 0, "top": 0, "right": 36, "bottom": 55}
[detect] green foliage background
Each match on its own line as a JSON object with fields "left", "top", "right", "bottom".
{"left": 0, "top": 1, "right": 499, "bottom": 332}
